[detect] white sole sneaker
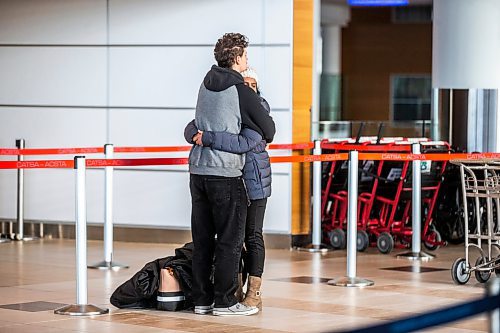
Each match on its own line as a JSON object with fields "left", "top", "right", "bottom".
{"left": 213, "top": 303, "right": 259, "bottom": 316}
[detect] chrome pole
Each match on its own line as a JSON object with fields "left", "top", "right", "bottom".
{"left": 397, "top": 143, "right": 434, "bottom": 260}
{"left": 14, "top": 139, "right": 37, "bottom": 241}
{"left": 75, "top": 156, "right": 87, "bottom": 305}
{"left": 55, "top": 156, "right": 108, "bottom": 316}
{"left": 329, "top": 151, "right": 374, "bottom": 287}
{"left": 488, "top": 278, "right": 500, "bottom": 333}
{"left": 16, "top": 139, "right": 25, "bottom": 240}
{"left": 412, "top": 143, "right": 422, "bottom": 254}
{"left": 312, "top": 140, "right": 322, "bottom": 247}
{"left": 346, "top": 150, "right": 358, "bottom": 278}
{"left": 296, "top": 140, "right": 329, "bottom": 253}
{"left": 89, "top": 144, "right": 128, "bottom": 270}
{"left": 104, "top": 143, "right": 113, "bottom": 263}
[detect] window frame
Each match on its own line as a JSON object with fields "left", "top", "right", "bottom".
{"left": 390, "top": 73, "right": 432, "bottom": 122}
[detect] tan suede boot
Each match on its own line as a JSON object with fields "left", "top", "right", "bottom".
{"left": 235, "top": 273, "right": 244, "bottom": 302}
{"left": 241, "top": 276, "right": 262, "bottom": 310}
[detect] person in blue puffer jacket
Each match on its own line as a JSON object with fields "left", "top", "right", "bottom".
{"left": 184, "top": 67, "right": 270, "bottom": 311}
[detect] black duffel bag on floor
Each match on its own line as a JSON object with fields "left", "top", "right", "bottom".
{"left": 110, "top": 242, "right": 194, "bottom": 311}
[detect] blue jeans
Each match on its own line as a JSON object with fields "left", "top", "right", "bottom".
{"left": 190, "top": 174, "right": 247, "bottom": 308}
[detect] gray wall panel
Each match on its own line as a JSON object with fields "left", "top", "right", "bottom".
{"left": 109, "top": 108, "right": 195, "bottom": 147}
{"left": 263, "top": 174, "right": 291, "bottom": 233}
{"left": 0, "top": 0, "right": 107, "bottom": 44}
{"left": 108, "top": 47, "right": 213, "bottom": 108}
{"left": 113, "top": 170, "right": 191, "bottom": 228}
{"left": 0, "top": 47, "right": 107, "bottom": 105}
{"left": 0, "top": 168, "right": 104, "bottom": 224}
{"left": 0, "top": 107, "right": 107, "bottom": 149}
{"left": 109, "top": 46, "right": 290, "bottom": 109}
{"left": 109, "top": 0, "right": 291, "bottom": 45}
{"left": 112, "top": 170, "right": 290, "bottom": 232}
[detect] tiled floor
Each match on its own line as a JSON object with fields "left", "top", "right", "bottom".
{"left": 0, "top": 239, "right": 493, "bottom": 332}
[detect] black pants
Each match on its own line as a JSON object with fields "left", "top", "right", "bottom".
{"left": 190, "top": 174, "right": 247, "bottom": 308}
{"left": 244, "top": 198, "right": 267, "bottom": 277}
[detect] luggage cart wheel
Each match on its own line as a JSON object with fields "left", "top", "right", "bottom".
{"left": 356, "top": 230, "right": 369, "bottom": 252}
{"left": 423, "top": 229, "right": 442, "bottom": 251}
{"left": 329, "top": 228, "right": 346, "bottom": 249}
{"left": 376, "top": 232, "right": 394, "bottom": 254}
{"left": 451, "top": 258, "right": 470, "bottom": 285}
{"left": 474, "top": 257, "right": 491, "bottom": 283}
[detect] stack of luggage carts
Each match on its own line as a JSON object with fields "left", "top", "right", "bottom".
{"left": 321, "top": 136, "right": 451, "bottom": 254}
{"left": 450, "top": 161, "right": 500, "bottom": 284}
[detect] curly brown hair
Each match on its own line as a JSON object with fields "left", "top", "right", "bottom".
{"left": 214, "top": 33, "right": 249, "bottom": 68}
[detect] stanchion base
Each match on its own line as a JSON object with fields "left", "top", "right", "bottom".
{"left": 328, "top": 276, "right": 374, "bottom": 287}
{"left": 88, "top": 260, "right": 129, "bottom": 270}
{"left": 54, "top": 304, "right": 109, "bottom": 316}
{"left": 294, "top": 244, "right": 331, "bottom": 253}
{"left": 396, "top": 251, "right": 435, "bottom": 261}
{"left": 11, "top": 235, "right": 39, "bottom": 241}
{"left": 0, "top": 238, "right": 11, "bottom": 243}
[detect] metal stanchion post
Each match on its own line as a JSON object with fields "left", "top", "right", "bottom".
{"left": 16, "top": 139, "right": 25, "bottom": 240}
{"left": 89, "top": 144, "right": 128, "bottom": 270}
{"left": 14, "top": 139, "right": 37, "bottom": 241}
{"left": 296, "top": 140, "right": 330, "bottom": 253}
{"left": 397, "top": 143, "right": 434, "bottom": 261}
{"left": 55, "top": 156, "right": 109, "bottom": 316}
{"left": 328, "top": 151, "right": 374, "bottom": 287}
{"left": 488, "top": 278, "right": 500, "bottom": 333}
{"left": 0, "top": 221, "right": 11, "bottom": 243}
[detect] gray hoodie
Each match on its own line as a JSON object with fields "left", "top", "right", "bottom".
{"left": 189, "top": 65, "right": 275, "bottom": 177}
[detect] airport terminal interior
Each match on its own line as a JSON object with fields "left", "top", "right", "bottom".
{"left": 1, "top": 0, "right": 499, "bottom": 332}
{"left": 0, "top": 241, "right": 490, "bottom": 332}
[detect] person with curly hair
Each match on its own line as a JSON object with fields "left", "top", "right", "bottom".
{"left": 188, "top": 33, "right": 275, "bottom": 317}
{"left": 185, "top": 67, "right": 271, "bottom": 312}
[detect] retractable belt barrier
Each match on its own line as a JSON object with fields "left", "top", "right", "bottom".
{"left": 2, "top": 142, "right": 500, "bottom": 318}
{"left": 2, "top": 152, "right": 500, "bottom": 169}
{"left": 362, "top": 152, "right": 500, "bottom": 161}
{"left": 0, "top": 142, "right": 314, "bottom": 156}
{"left": 0, "top": 147, "right": 104, "bottom": 155}
{"left": 0, "top": 154, "right": 349, "bottom": 169}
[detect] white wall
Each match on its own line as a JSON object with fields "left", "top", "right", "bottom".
{"left": 433, "top": 0, "right": 500, "bottom": 89}
{"left": 0, "top": 0, "right": 293, "bottom": 234}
